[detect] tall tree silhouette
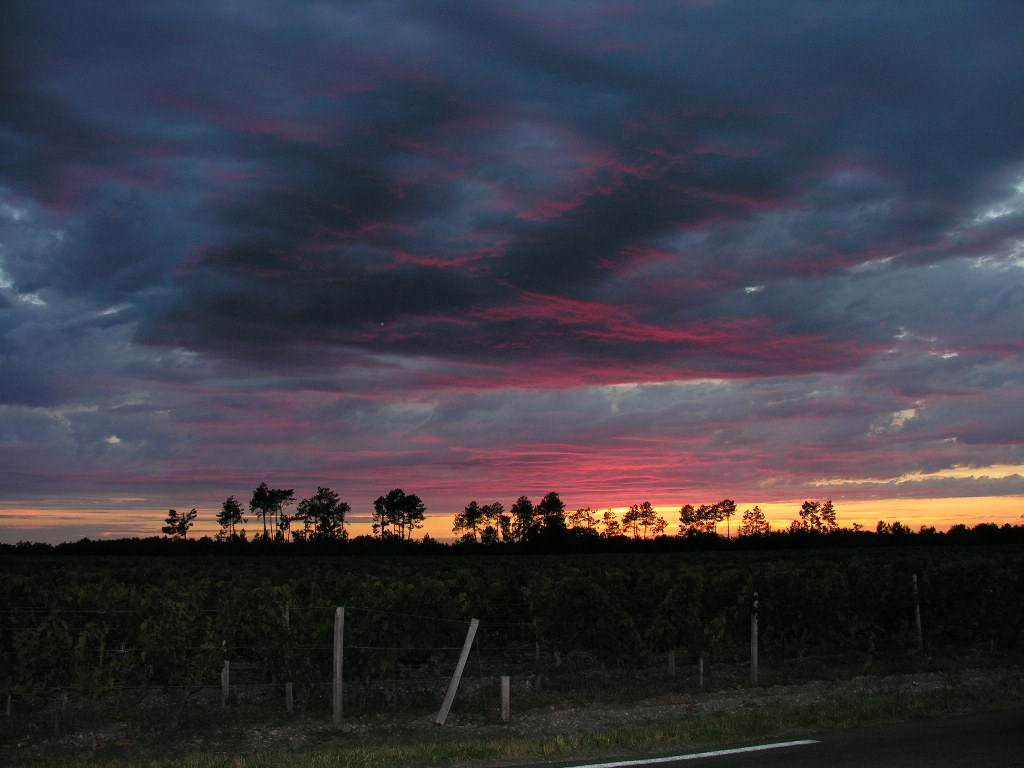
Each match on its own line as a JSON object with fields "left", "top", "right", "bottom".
{"left": 510, "top": 495, "right": 535, "bottom": 542}
{"left": 479, "top": 501, "right": 508, "bottom": 543}
{"left": 453, "top": 500, "right": 483, "bottom": 542}
{"left": 791, "top": 499, "right": 838, "bottom": 533}
{"left": 717, "top": 499, "right": 736, "bottom": 538}
{"left": 600, "top": 508, "right": 622, "bottom": 538}
{"left": 739, "top": 505, "right": 770, "bottom": 536}
{"left": 295, "top": 486, "right": 349, "bottom": 541}
{"left": 568, "top": 506, "right": 598, "bottom": 532}
{"left": 536, "top": 491, "right": 566, "bottom": 534}
{"left": 216, "top": 495, "right": 245, "bottom": 539}
{"left": 623, "top": 501, "right": 664, "bottom": 539}
{"left": 162, "top": 507, "right": 197, "bottom": 540}
{"left": 373, "top": 488, "right": 426, "bottom": 540}
{"left": 249, "top": 483, "right": 295, "bottom": 540}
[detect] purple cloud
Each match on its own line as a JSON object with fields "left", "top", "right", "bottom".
{"left": 2, "top": 1, "right": 1023, "bottom": 541}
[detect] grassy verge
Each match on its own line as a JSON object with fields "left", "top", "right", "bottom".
{"left": 9, "top": 666, "right": 1021, "bottom": 768}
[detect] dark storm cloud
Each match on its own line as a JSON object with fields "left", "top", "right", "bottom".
{"left": 7, "top": 0, "right": 1017, "bottom": 367}
{"left": 2, "top": 1, "right": 1024, "bottom": 538}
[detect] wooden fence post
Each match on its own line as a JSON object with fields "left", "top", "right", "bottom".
{"left": 668, "top": 649, "right": 676, "bottom": 678}
{"left": 333, "top": 606, "right": 344, "bottom": 727}
{"left": 912, "top": 574, "right": 924, "bottom": 651}
{"left": 500, "top": 674, "right": 510, "bottom": 722}
{"left": 750, "top": 591, "right": 759, "bottom": 685}
{"left": 284, "top": 604, "right": 294, "bottom": 713}
{"left": 221, "top": 660, "right": 230, "bottom": 707}
{"left": 436, "top": 618, "right": 479, "bottom": 725}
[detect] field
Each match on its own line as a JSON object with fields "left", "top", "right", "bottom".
{"left": 1, "top": 537, "right": 1022, "bottom": 765}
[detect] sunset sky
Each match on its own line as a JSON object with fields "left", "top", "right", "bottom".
{"left": 2, "top": 2, "right": 1023, "bottom": 543}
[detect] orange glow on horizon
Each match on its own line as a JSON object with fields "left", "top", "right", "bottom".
{"left": 1, "top": 495, "right": 1022, "bottom": 544}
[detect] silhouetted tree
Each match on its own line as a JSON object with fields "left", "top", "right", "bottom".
{"left": 162, "top": 507, "right": 197, "bottom": 540}
{"left": 250, "top": 484, "right": 271, "bottom": 538}
{"left": 251, "top": 483, "right": 272, "bottom": 536}
{"left": 373, "top": 488, "right": 426, "bottom": 540}
{"left": 678, "top": 503, "right": 696, "bottom": 536}
{"left": 622, "top": 504, "right": 641, "bottom": 538}
{"left": 568, "top": 506, "right": 598, "bottom": 531}
{"left": 536, "top": 491, "right": 566, "bottom": 534}
{"left": 453, "top": 500, "right": 483, "bottom": 542}
{"left": 876, "top": 519, "right": 911, "bottom": 537}
{"left": 717, "top": 499, "right": 736, "bottom": 538}
{"left": 820, "top": 499, "right": 837, "bottom": 530}
{"left": 624, "top": 501, "right": 664, "bottom": 539}
{"left": 249, "top": 483, "right": 295, "bottom": 540}
{"left": 295, "top": 486, "right": 349, "bottom": 541}
{"left": 678, "top": 503, "right": 720, "bottom": 536}
{"left": 216, "top": 495, "right": 245, "bottom": 540}
{"left": 791, "top": 499, "right": 838, "bottom": 533}
{"left": 739, "top": 505, "right": 770, "bottom": 536}
{"left": 372, "top": 490, "right": 398, "bottom": 539}
{"left": 479, "top": 501, "right": 508, "bottom": 543}
{"left": 510, "top": 495, "right": 535, "bottom": 542}
{"left": 600, "top": 508, "right": 622, "bottom": 538}
{"left": 639, "top": 501, "right": 664, "bottom": 539}
{"left": 400, "top": 492, "right": 426, "bottom": 539}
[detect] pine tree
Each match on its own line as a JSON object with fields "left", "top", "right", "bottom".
{"left": 739, "top": 505, "right": 770, "bottom": 536}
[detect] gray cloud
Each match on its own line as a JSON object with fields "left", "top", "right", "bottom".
{"left": 2, "top": 1, "right": 1023, "bottom": 539}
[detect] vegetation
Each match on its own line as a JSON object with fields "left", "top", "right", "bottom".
{"left": 739, "top": 504, "right": 770, "bottom": 536}
{"left": 215, "top": 495, "right": 245, "bottom": 539}
{"left": 2, "top": 530, "right": 1022, "bottom": 700}
{"left": 160, "top": 507, "right": 197, "bottom": 540}
{"left": 6, "top": 666, "right": 1022, "bottom": 768}
{"left": 1, "top": 524, "right": 1022, "bottom": 767}
{"left": 159, "top": 480, "right": 1016, "bottom": 551}
{"left": 791, "top": 498, "right": 839, "bottom": 533}
{"left": 249, "top": 482, "right": 295, "bottom": 540}
{"left": 371, "top": 488, "right": 425, "bottom": 540}
{"left": 294, "top": 486, "right": 350, "bottom": 542}
{"left": 5, "top": 483, "right": 1023, "bottom": 762}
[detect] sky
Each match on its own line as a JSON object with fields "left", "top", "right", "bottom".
{"left": 2, "top": 1, "right": 1023, "bottom": 543}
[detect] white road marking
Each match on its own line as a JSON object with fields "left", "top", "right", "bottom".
{"left": 568, "top": 739, "right": 820, "bottom": 767}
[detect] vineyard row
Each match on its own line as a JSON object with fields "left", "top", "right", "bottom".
{"left": 1, "top": 548, "right": 1021, "bottom": 710}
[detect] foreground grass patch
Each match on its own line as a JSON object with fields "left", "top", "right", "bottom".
{"left": 34, "top": 668, "right": 1022, "bottom": 768}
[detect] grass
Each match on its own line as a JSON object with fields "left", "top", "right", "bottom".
{"left": 8, "top": 664, "right": 1022, "bottom": 768}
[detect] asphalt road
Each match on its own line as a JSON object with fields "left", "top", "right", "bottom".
{"left": 539, "top": 707, "right": 1024, "bottom": 768}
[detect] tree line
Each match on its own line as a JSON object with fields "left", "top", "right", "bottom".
{"left": 450, "top": 495, "right": 838, "bottom": 543}
{"left": 163, "top": 482, "right": 423, "bottom": 543}
{"left": 162, "top": 484, "right": 840, "bottom": 544}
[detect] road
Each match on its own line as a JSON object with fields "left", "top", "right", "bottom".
{"left": 532, "top": 707, "right": 1024, "bottom": 768}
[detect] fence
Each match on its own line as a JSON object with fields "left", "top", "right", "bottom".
{"left": 0, "top": 601, "right": 540, "bottom": 731}
{"left": 0, "top": 576, "right": 928, "bottom": 726}
{"left": 2, "top": 548, "right": 1021, "bottom": 732}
